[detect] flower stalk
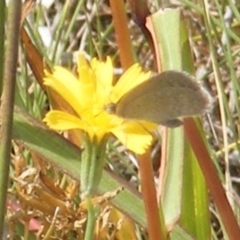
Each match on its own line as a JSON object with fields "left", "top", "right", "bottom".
{"left": 84, "top": 197, "right": 100, "bottom": 240}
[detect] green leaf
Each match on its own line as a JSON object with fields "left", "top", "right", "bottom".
{"left": 148, "top": 8, "right": 211, "bottom": 239}
{"left": 180, "top": 139, "right": 211, "bottom": 239}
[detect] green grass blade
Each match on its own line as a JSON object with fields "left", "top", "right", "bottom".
{"left": 149, "top": 8, "right": 211, "bottom": 239}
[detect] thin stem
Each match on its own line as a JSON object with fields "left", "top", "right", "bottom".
{"left": 0, "top": 0, "right": 5, "bottom": 94}
{"left": 109, "top": 0, "right": 134, "bottom": 69}
{"left": 138, "top": 152, "right": 167, "bottom": 240}
{"left": 84, "top": 197, "right": 99, "bottom": 240}
{"left": 0, "top": 0, "right": 22, "bottom": 238}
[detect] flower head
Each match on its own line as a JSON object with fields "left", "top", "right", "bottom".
{"left": 43, "top": 54, "right": 157, "bottom": 154}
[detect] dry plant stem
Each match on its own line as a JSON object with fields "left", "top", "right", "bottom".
{"left": 0, "top": 0, "right": 5, "bottom": 94}
{"left": 184, "top": 118, "right": 240, "bottom": 239}
{"left": 21, "top": 28, "right": 51, "bottom": 90}
{"left": 157, "top": 128, "right": 168, "bottom": 198}
{"left": 138, "top": 152, "right": 167, "bottom": 240}
{"left": 109, "top": 0, "right": 134, "bottom": 69}
{"left": 0, "top": 0, "right": 22, "bottom": 238}
{"left": 127, "top": 0, "right": 156, "bottom": 69}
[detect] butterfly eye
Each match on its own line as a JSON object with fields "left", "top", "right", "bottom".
{"left": 104, "top": 103, "right": 116, "bottom": 114}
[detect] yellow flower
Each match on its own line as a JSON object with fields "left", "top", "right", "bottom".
{"left": 43, "top": 54, "right": 157, "bottom": 154}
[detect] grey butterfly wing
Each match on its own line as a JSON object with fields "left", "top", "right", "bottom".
{"left": 116, "top": 71, "right": 211, "bottom": 126}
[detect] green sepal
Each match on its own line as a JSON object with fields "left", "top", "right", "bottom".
{"left": 80, "top": 133, "right": 108, "bottom": 198}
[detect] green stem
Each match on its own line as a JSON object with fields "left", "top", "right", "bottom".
{"left": 84, "top": 197, "right": 100, "bottom": 240}
{"left": 0, "top": 0, "right": 5, "bottom": 94}
{"left": 0, "top": 0, "right": 22, "bottom": 238}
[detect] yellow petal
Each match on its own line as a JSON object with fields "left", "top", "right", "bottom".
{"left": 91, "top": 56, "right": 113, "bottom": 88}
{"left": 77, "top": 54, "right": 96, "bottom": 87}
{"left": 77, "top": 54, "right": 114, "bottom": 110}
{"left": 111, "top": 64, "right": 151, "bottom": 103}
{"left": 112, "top": 120, "right": 157, "bottom": 154}
{"left": 91, "top": 56, "right": 114, "bottom": 106}
{"left": 43, "top": 110, "right": 89, "bottom": 131}
{"left": 44, "top": 67, "right": 95, "bottom": 116}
